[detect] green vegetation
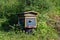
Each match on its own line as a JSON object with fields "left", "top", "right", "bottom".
{"left": 0, "top": 0, "right": 60, "bottom": 40}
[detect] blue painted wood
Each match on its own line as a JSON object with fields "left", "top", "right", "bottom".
{"left": 26, "top": 18, "right": 36, "bottom": 26}
{"left": 19, "top": 18, "right": 24, "bottom": 27}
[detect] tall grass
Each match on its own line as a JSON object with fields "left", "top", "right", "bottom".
{"left": 0, "top": 0, "right": 60, "bottom": 40}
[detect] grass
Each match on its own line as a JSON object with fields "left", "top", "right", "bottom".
{"left": 0, "top": 0, "right": 60, "bottom": 40}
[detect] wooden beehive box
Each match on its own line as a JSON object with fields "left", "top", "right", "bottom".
{"left": 17, "top": 11, "right": 37, "bottom": 28}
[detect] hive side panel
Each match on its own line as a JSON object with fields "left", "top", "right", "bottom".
{"left": 18, "top": 17, "right": 25, "bottom": 28}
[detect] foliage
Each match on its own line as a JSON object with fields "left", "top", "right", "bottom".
{"left": 0, "top": 0, "right": 60, "bottom": 40}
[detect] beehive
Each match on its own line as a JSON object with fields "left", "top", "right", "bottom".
{"left": 17, "top": 11, "right": 37, "bottom": 28}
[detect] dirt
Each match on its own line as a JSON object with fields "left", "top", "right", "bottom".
{"left": 46, "top": 14, "right": 60, "bottom": 40}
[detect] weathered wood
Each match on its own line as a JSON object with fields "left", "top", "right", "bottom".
{"left": 17, "top": 11, "right": 38, "bottom": 28}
